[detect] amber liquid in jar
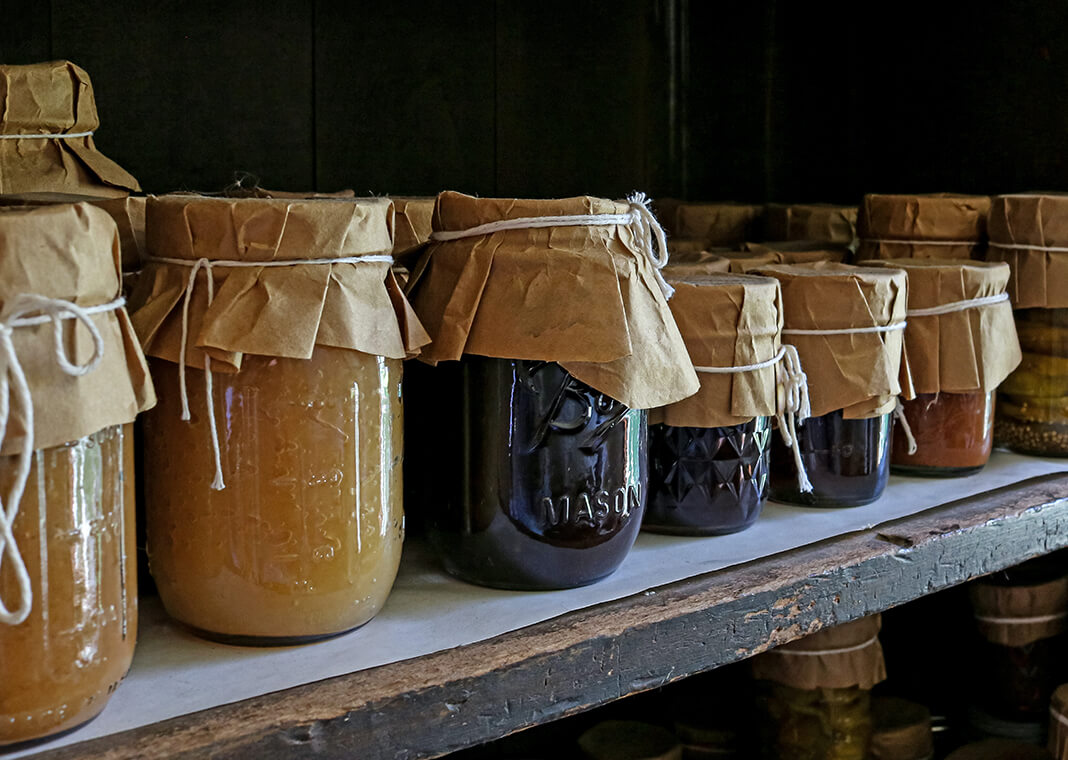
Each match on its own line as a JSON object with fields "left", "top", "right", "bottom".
{"left": 996, "top": 307, "right": 1068, "bottom": 457}
{"left": 759, "top": 683, "right": 873, "bottom": 760}
{"left": 418, "top": 357, "right": 647, "bottom": 591}
{"left": 645, "top": 418, "right": 770, "bottom": 535}
{"left": 0, "top": 425, "right": 136, "bottom": 748}
{"left": 144, "top": 348, "right": 403, "bottom": 644}
{"left": 770, "top": 410, "right": 891, "bottom": 507}
{"left": 891, "top": 392, "right": 994, "bottom": 476}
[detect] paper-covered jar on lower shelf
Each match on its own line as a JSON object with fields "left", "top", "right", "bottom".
{"left": 863, "top": 259, "right": 1020, "bottom": 476}
{"left": 753, "top": 263, "right": 912, "bottom": 507}
{"left": 0, "top": 204, "right": 155, "bottom": 746}
{"left": 129, "top": 195, "right": 429, "bottom": 644}
{"left": 405, "top": 191, "right": 699, "bottom": 590}
{"left": 645, "top": 274, "right": 783, "bottom": 536}
{"left": 987, "top": 193, "right": 1068, "bottom": 457}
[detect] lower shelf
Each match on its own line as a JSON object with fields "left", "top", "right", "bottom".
{"left": 22, "top": 453, "right": 1068, "bottom": 760}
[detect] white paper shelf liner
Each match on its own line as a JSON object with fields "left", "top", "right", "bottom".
{"left": 16, "top": 451, "right": 1068, "bottom": 757}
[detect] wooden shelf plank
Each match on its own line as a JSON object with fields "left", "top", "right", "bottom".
{"left": 28, "top": 472, "right": 1068, "bottom": 760}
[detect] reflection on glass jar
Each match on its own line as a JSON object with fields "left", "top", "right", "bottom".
{"left": 423, "top": 357, "right": 647, "bottom": 590}
{"left": 0, "top": 425, "right": 136, "bottom": 747}
{"left": 996, "top": 307, "right": 1068, "bottom": 457}
{"left": 144, "top": 347, "right": 404, "bottom": 644}
{"left": 769, "top": 410, "right": 891, "bottom": 507}
{"left": 645, "top": 418, "right": 770, "bottom": 535}
{"left": 759, "top": 682, "right": 872, "bottom": 760}
{"left": 892, "top": 391, "right": 994, "bottom": 476}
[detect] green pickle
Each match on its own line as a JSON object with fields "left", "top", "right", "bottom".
{"left": 760, "top": 683, "right": 872, "bottom": 760}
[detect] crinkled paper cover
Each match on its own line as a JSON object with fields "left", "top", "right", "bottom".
{"left": 751, "top": 615, "right": 887, "bottom": 691}
{"left": 0, "top": 203, "right": 154, "bottom": 455}
{"left": 129, "top": 195, "right": 430, "bottom": 371}
{"left": 656, "top": 198, "right": 763, "bottom": 248}
{"left": 857, "top": 193, "right": 990, "bottom": 260}
{"left": 407, "top": 191, "right": 699, "bottom": 409}
{"left": 987, "top": 193, "right": 1068, "bottom": 309}
{"left": 662, "top": 252, "right": 732, "bottom": 278}
{"left": 732, "top": 242, "right": 849, "bottom": 272}
{"left": 754, "top": 262, "right": 912, "bottom": 418}
{"left": 391, "top": 196, "right": 435, "bottom": 261}
{"left": 864, "top": 259, "right": 1020, "bottom": 394}
{"left": 0, "top": 61, "right": 139, "bottom": 200}
{"left": 969, "top": 575, "right": 1068, "bottom": 647}
{"left": 654, "top": 274, "right": 781, "bottom": 428}
{"left": 763, "top": 203, "right": 858, "bottom": 245}
{"left": 90, "top": 195, "right": 146, "bottom": 272}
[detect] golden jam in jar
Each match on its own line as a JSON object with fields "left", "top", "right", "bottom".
{"left": 145, "top": 347, "right": 403, "bottom": 642}
{"left": 0, "top": 425, "right": 136, "bottom": 747}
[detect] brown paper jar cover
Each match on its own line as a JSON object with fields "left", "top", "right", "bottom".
{"left": 751, "top": 615, "right": 888, "bottom": 691}
{"left": 969, "top": 575, "right": 1068, "bottom": 647}
{"left": 752, "top": 262, "right": 912, "bottom": 419}
{"left": 1051, "top": 683, "right": 1068, "bottom": 760}
{"left": 862, "top": 259, "right": 1021, "bottom": 394}
{"left": 408, "top": 191, "right": 700, "bottom": 409}
{"left": 390, "top": 196, "right": 435, "bottom": 260}
{"left": 579, "top": 721, "right": 682, "bottom": 760}
{"left": 987, "top": 193, "right": 1068, "bottom": 309}
{"left": 732, "top": 242, "right": 850, "bottom": 272}
{"left": 656, "top": 198, "right": 763, "bottom": 248}
{"left": 0, "top": 203, "right": 155, "bottom": 455}
{"left": 0, "top": 61, "right": 140, "bottom": 200}
{"left": 857, "top": 193, "right": 990, "bottom": 260}
{"left": 662, "top": 252, "right": 732, "bottom": 278}
{"left": 90, "top": 196, "right": 146, "bottom": 274}
{"left": 654, "top": 273, "right": 781, "bottom": 428}
{"left": 129, "top": 195, "right": 430, "bottom": 370}
{"left": 764, "top": 203, "right": 858, "bottom": 245}
{"left": 870, "top": 697, "right": 934, "bottom": 760}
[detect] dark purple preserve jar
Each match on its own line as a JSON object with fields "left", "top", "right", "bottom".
{"left": 642, "top": 273, "right": 783, "bottom": 536}
{"left": 422, "top": 357, "right": 648, "bottom": 590}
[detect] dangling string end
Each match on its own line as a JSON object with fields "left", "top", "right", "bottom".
{"left": 894, "top": 398, "right": 918, "bottom": 456}
{"left": 626, "top": 191, "right": 674, "bottom": 300}
{"left": 776, "top": 345, "right": 814, "bottom": 493}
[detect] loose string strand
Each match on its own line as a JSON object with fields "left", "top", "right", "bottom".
{"left": 771, "top": 634, "right": 880, "bottom": 657}
{"left": 0, "top": 294, "right": 118, "bottom": 625}
{"left": 0, "top": 131, "right": 94, "bottom": 140}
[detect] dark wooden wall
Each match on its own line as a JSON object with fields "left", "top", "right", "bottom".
{"left": 2, "top": 0, "right": 1066, "bottom": 202}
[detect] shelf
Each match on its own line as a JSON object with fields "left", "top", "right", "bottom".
{"left": 22, "top": 455, "right": 1068, "bottom": 760}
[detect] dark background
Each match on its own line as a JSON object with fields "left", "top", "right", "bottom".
{"left": 3, "top": 0, "right": 1065, "bottom": 202}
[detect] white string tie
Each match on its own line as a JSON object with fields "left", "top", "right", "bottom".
{"left": 975, "top": 611, "right": 1067, "bottom": 625}
{"left": 0, "top": 131, "right": 95, "bottom": 140}
{"left": 859, "top": 237, "right": 980, "bottom": 247}
{"left": 988, "top": 239, "right": 1068, "bottom": 253}
{"left": 1050, "top": 704, "right": 1068, "bottom": 728}
{"left": 772, "top": 634, "right": 879, "bottom": 657}
{"left": 907, "top": 292, "right": 1009, "bottom": 317}
{"left": 693, "top": 344, "right": 813, "bottom": 493}
{"left": 0, "top": 294, "right": 121, "bottom": 625}
{"left": 782, "top": 321, "right": 906, "bottom": 337}
{"left": 893, "top": 399, "right": 919, "bottom": 456}
{"left": 147, "top": 254, "right": 395, "bottom": 491}
{"left": 428, "top": 192, "right": 675, "bottom": 299}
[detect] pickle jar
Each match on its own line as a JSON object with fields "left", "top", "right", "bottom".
{"left": 754, "top": 264, "right": 910, "bottom": 507}
{"left": 863, "top": 259, "right": 1020, "bottom": 476}
{"left": 856, "top": 193, "right": 990, "bottom": 261}
{"left": 752, "top": 616, "right": 887, "bottom": 760}
{"left": 0, "top": 204, "right": 155, "bottom": 746}
{"left": 645, "top": 274, "right": 782, "bottom": 536}
{"left": 988, "top": 193, "right": 1068, "bottom": 457}
{"left": 130, "top": 195, "right": 426, "bottom": 644}
{"left": 406, "top": 192, "right": 699, "bottom": 590}
{"left": 762, "top": 202, "right": 858, "bottom": 248}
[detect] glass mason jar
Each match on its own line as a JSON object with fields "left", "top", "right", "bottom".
{"left": 996, "top": 307, "right": 1068, "bottom": 456}
{"left": 645, "top": 417, "right": 770, "bottom": 535}
{"left": 769, "top": 410, "right": 892, "bottom": 507}
{"left": 422, "top": 356, "right": 647, "bottom": 590}
{"left": 144, "top": 346, "right": 404, "bottom": 644}
{"left": 892, "top": 391, "right": 995, "bottom": 476}
{"left": 0, "top": 425, "right": 136, "bottom": 747}
{"left": 758, "top": 682, "right": 873, "bottom": 760}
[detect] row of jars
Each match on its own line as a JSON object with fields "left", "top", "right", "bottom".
{"left": 0, "top": 60, "right": 1064, "bottom": 748}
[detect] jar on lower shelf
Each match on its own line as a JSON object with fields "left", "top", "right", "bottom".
{"left": 423, "top": 357, "right": 648, "bottom": 590}
{"left": 996, "top": 307, "right": 1068, "bottom": 456}
{"left": 892, "top": 391, "right": 994, "bottom": 476}
{"left": 144, "top": 350, "right": 404, "bottom": 643}
{"left": 769, "top": 409, "right": 892, "bottom": 507}
{"left": 1, "top": 426, "right": 137, "bottom": 747}
{"left": 645, "top": 417, "right": 770, "bottom": 535}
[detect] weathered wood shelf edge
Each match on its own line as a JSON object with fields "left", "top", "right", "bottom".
{"left": 34, "top": 473, "right": 1068, "bottom": 760}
